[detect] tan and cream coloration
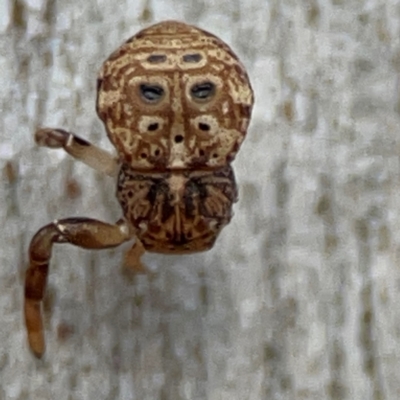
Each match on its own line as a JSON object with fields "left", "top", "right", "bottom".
{"left": 25, "top": 21, "right": 254, "bottom": 357}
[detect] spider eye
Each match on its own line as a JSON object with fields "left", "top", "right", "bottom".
{"left": 190, "top": 81, "right": 216, "bottom": 100}
{"left": 139, "top": 84, "right": 164, "bottom": 102}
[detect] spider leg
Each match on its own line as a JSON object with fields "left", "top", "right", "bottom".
{"left": 35, "top": 128, "right": 119, "bottom": 177}
{"left": 24, "top": 217, "right": 134, "bottom": 358}
{"left": 123, "top": 240, "right": 146, "bottom": 274}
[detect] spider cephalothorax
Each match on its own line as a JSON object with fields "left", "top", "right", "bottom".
{"left": 25, "top": 21, "right": 254, "bottom": 357}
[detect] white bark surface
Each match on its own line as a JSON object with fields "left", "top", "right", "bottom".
{"left": 1, "top": 1, "right": 400, "bottom": 399}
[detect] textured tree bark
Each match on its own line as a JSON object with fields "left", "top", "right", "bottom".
{"left": 1, "top": 1, "right": 400, "bottom": 399}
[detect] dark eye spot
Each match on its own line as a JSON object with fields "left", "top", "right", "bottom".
{"left": 190, "top": 81, "right": 216, "bottom": 100}
{"left": 140, "top": 153, "right": 147, "bottom": 159}
{"left": 183, "top": 53, "right": 202, "bottom": 63}
{"left": 199, "top": 149, "right": 205, "bottom": 156}
{"left": 154, "top": 149, "right": 160, "bottom": 156}
{"left": 147, "top": 54, "right": 167, "bottom": 63}
{"left": 174, "top": 135, "right": 184, "bottom": 143}
{"left": 198, "top": 123, "right": 210, "bottom": 131}
{"left": 148, "top": 123, "right": 159, "bottom": 131}
{"left": 212, "top": 153, "right": 218, "bottom": 158}
{"left": 140, "top": 84, "right": 164, "bottom": 102}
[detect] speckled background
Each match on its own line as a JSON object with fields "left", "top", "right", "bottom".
{"left": 1, "top": 1, "right": 400, "bottom": 399}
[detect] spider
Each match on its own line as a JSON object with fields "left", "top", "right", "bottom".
{"left": 24, "top": 20, "right": 254, "bottom": 357}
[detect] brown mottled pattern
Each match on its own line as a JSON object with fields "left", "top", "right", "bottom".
{"left": 97, "top": 20, "right": 254, "bottom": 171}
{"left": 117, "top": 164, "right": 237, "bottom": 253}
{"left": 24, "top": 20, "right": 253, "bottom": 357}
{"left": 97, "top": 20, "right": 253, "bottom": 252}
